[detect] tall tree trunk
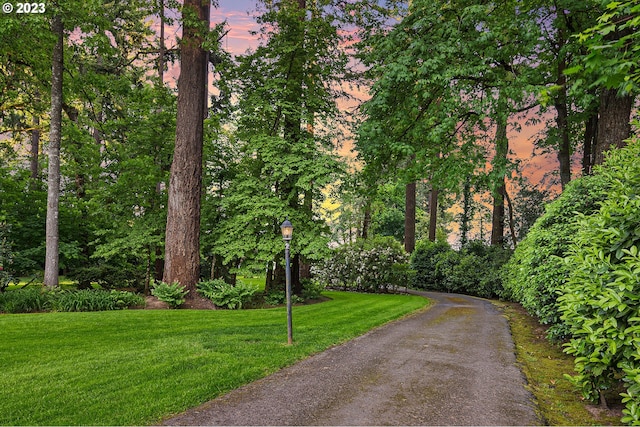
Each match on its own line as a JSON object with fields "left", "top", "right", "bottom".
{"left": 158, "top": 0, "right": 165, "bottom": 84}
{"left": 490, "top": 103, "right": 508, "bottom": 247}
{"left": 459, "top": 176, "right": 471, "bottom": 247}
{"left": 152, "top": 0, "right": 167, "bottom": 285}
{"left": 504, "top": 187, "right": 517, "bottom": 249}
{"left": 44, "top": 15, "right": 64, "bottom": 289}
{"left": 491, "top": 184, "right": 505, "bottom": 247}
{"left": 555, "top": 60, "right": 571, "bottom": 189}
{"left": 361, "top": 200, "right": 371, "bottom": 239}
{"left": 30, "top": 115, "right": 40, "bottom": 180}
{"left": 593, "top": 89, "right": 634, "bottom": 165}
{"left": 428, "top": 187, "right": 438, "bottom": 242}
{"left": 404, "top": 181, "right": 416, "bottom": 253}
{"left": 163, "top": 0, "right": 210, "bottom": 299}
{"left": 277, "top": 0, "right": 306, "bottom": 292}
{"left": 582, "top": 113, "right": 598, "bottom": 175}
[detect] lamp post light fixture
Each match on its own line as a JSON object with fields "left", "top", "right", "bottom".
{"left": 280, "top": 219, "right": 293, "bottom": 345}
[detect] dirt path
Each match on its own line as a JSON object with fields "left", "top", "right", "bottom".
{"left": 161, "top": 292, "right": 541, "bottom": 426}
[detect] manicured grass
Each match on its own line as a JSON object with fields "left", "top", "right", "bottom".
{"left": 7, "top": 276, "right": 77, "bottom": 291}
{"left": 0, "top": 291, "right": 427, "bottom": 426}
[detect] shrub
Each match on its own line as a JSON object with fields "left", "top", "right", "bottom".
{"left": 312, "top": 236, "right": 410, "bottom": 293}
{"left": 151, "top": 281, "right": 188, "bottom": 308}
{"left": 49, "top": 289, "right": 144, "bottom": 312}
{"left": 411, "top": 240, "right": 510, "bottom": 298}
{"left": 557, "top": 138, "right": 640, "bottom": 423}
{"left": 262, "top": 290, "right": 304, "bottom": 306}
{"left": 0, "top": 288, "right": 143, "bottom": 313}
{"left": 108, "top": 290, "right": 145, "bottom": 309}
{"left": 501, "top": 173, "right": 609, "bottom": 340}
{"left": 196, "top": 279, "right": 257, "bottom": 309}
{"left": 301, "top": 279, "right": 325, "bottom": 300}
{"left": 0, "top": 222, "right": 18, "bottom": 292}
{"left": 410, "top": 240, "right": 452, "bottom": 290}
{"left": 66, "top": 263, "right": 145, "bottom": 290}
{"left": 49, "top": 289, "right": 114, "bottom": 312}
{"left": 0, "top": 287, "right": 50, "bottom": 313}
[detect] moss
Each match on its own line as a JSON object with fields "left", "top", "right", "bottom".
{"left": 494, "top": 300, "right": 623, "bottom": 426}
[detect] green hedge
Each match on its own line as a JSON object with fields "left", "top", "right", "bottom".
{"left": 411, "top": 240, "right": 511, "bottom": 298}
{"left": 501, "top": 174, "right": 609, "bottom": 340}
{"left": 557, "top": 139, "right": 640, "bottom": 423}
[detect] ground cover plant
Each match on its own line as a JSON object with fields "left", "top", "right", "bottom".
{"left": 196, "top": 279, "right": 258, "bottom": 309}
{"left": 151, "top": 281, "right": 189, "bottom": 308}
{"left": 0, "top": 291, "right": 428, "bottom": 426}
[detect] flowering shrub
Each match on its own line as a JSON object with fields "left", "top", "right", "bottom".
{"left": 312, "top": 236, "right": 411, "bottom": 293}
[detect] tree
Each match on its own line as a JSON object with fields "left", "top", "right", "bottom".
{"left": 357, "top": 0, "right": 539, "bottom": 247}
{"left": 532, "top": 0, "right": 601, "bottom": 189}
{"left": 404, "top": 180, "right": 416, "bottom": 252}
{"left": 569, "top": 0, "right": 639, "bottom": 166}
{"left": 162, "top": 0, "right": 211, "bottom": 301}
{"left": 210, "top": 0, "right": 348, "bottom": 293}
{"left": 43, "top": 14, "right": 64, "bottom": 289}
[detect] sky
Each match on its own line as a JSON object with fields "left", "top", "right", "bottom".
{"left": 216, "top": 1, "right": 261, "bottom": 55}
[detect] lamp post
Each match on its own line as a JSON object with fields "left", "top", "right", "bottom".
{"left": 280, "top": 219, "right": 293, "bottom": 345}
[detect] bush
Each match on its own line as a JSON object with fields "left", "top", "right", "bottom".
{"left": 0, "top": 288, "right": 143, "bottom": 313}
{"left": 49, "top": 289, "right": 114, "bottom": 312}
{"left": 410, "top": 240, "right": 452, "bottom": 290}
{"left": 0, "top": 287, "right": 50, "bottom": 313}
{"left": 48, "top": 289, "right": 142, "bottom": 312}
{"left": 151, "top": 281, "right": 188, "bottom": 308}
{"left": 197, "top": 279, "right": 257, "bottom": 309}
{"left": 501, "top": 173, "right": 609, "bottom": 340}
{"left": 262, "top": 290, "right": 304, "bottom": 306}
{"left": 300, "top": 279, "right": 325, "bottom": 301}
{"left": 108, "top": 290, "right": 145, "bottom": 310}
{"left": 411, "top": 240, "right": 510, "bottom": 298}
{"left": 312, "top": 236, "right": 411, "bottom": 293}
{"left": 556, "top": 139, "right": 640, "bottom": 423}
{"left": 66, "top": 263, "right": 145, "bottom": 290}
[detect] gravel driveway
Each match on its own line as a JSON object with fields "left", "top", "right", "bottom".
{"left": 161, "top": 291, "right": 541, "bottom": 426}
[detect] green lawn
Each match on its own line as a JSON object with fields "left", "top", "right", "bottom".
{"left": 0, "top": 291, "right": 428, "bottom": 426}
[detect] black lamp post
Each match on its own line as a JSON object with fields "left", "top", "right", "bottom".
{"left": 280, "top": 219, "right": 293, "bottom": 345}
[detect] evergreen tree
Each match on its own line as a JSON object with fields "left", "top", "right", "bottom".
{"left": 163, "top": 0, "right": 211, "bottom": 302}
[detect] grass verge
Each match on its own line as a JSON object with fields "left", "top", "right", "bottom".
{"left": 495, "top": 300, "right": 623, "bottom": 426}
{"left": 0, "top": 291, "right": 427, "bottom": 426}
